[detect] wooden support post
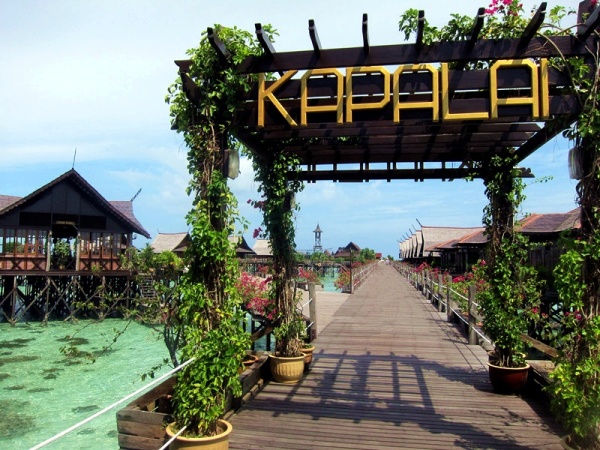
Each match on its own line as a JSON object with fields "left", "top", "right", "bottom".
{"left": 308, "top": 282, "right": 317, "bottom": 341}
{"left": 446, "top": 274, "right": 453, "bottom": 321}
{"left": 428, "top": 272, "right": 433, "bottom": 301}
{"left": 429, "top": 272, "right": 434, "bottom": 302}
{"left": 468, "top": 285, "right": 478, "bottom": 345}
{"left": 437, "top": 273, "right": 444, "bottom": 312}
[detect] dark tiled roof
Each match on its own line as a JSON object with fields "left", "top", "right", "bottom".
{"left": 0, "top": 169, "right": 150, "bottom": 238}
{"left": 456, "top": 229, "right": 488, "bottom": 246}
{"left": 421, "top": 226, "right": 484, "bottom": 254}
{"left": 0, "top": 195, "right": 21, "bottom": 212}
{"left": 518, "top": 208, "right": 580, "bottom": 234}
{"left": 110, "top": 201, "right": 150, "bottom": 238}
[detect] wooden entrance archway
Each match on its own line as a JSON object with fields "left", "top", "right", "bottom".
{"left": 175, "top": 2, "right": 598, "bottom": 183}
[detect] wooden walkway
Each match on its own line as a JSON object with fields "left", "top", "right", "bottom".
{"left": 229, "top": 264, "right": 563, "bottom": 449}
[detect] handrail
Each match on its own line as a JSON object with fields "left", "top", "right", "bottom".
{"left": 394, "top": 262, "right": 491, "bottom": 345}
{"left": 351, "top": 261, "right": 378, "bottom": 293}
{"left": 30, "top": 358, "right": 196, "bottom": 449}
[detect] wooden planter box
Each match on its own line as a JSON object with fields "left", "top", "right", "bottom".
{"left": 116, "top": 352, "right": 269, "bottom": 450}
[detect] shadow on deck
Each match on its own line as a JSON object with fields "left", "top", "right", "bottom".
{"left": 228, "top": 263, "right": 563, "bottom": 449}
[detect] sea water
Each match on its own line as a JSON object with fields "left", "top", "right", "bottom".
{"left": 0, "top": 277, "right": 340, "bottom": 449}
{"left": 0, "top": 319, "right": 169, "bottom": 449}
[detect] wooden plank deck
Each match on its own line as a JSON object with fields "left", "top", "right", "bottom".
{"left": 229, "top": 264, "right": 563, "bottom": 449}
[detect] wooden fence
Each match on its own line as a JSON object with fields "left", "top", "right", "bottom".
{"left": 394, "top": 262, "right": 559, "bottom": 394}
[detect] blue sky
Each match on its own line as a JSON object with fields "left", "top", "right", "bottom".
{"left": 1, "top": 0, "right": 579, "bottom": 259}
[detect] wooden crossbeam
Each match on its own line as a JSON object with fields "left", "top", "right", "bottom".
{"left": 207, "top": 27, "right": 229, "bottom": 65}
{"left": 577, "top": 5, "right": 600, "bottom": 40}
{"left": 469, "top": 7, "right": 486, "bottom": 45}
{"left": 520, "top": 2, "right": 547, "bottom": 46}
{"left": 308, "top": 19, "right": 321, "bottom": 57}
{"left": 362, "top": 13, "right": 369, "bottom": 55}
{"left": 515, "top": 116, "right": 575, "bottom": 162}
{"left": 416, "top": 10, "right": 425, "bottom": 50}
{"left": 238, "top": 35, "right": 594, "bottom": 73}
{"left": 180, "top": 72, "right": 201, "bottom": 107}
{"left": 255, "top": 23, "right": 276, "bottom": 57}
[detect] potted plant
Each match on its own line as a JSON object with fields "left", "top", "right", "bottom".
{"left": 301, "top": 339, "right": 315, "bottom": 372}
{"left": 477, "top": 153, "right": 543, "bottom": 393}
{"left": 269, "top": 308, "right": 306, "bottom": 383}
{"left": 248, "top": 146, "right": 306, "bottom": 380}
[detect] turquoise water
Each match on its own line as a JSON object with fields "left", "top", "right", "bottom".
{"left": 321, "top": 274, "right": 338, "bottom": 292}
{"left": 0, "top": 319, "right": 169, "bottom": 449}
{"left": 0, "top": 276, "right": 339, "bottom": 449}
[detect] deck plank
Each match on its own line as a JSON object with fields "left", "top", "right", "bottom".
{"left": 229, "top": 264, "right": 563, "bottom": 449}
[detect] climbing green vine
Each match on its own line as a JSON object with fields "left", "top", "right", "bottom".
{"left": 478, "top": 153, "right": 543, "bottom": 369}
{"left": 165, "top": 24, "right": 269, "bottom": 437}
{"left": 250, "top": 146, "right": 305, "bottom": 357}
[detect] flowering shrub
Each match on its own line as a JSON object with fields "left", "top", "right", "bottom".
{"left": 485, "top": 0, "right": 521, "bottom": 17}
{"left": 414, "top": 262, "right": 430, "bottom": 273}
{"left": 297, "top": 267, "right": 321, "bottom": 284}
{"left": 334, "top": 269, "right": 351, "bottom": 291}
{"left": 236, "top": 272, "right": 278, "bottom": 322}
{"left": 257, "top": 264, "right": 271, "bottom": 277}
{"left": 450, "top": 260, "right": 489, "bottom": 310}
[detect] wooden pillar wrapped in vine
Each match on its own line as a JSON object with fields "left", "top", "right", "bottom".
{"left": 551, "top": 119, "right": 600, "bottom": 449}
{"left": 251, "top": 146, "right": 305, "bottom": 357}
{"left": 166, "top": 25, "right": 263, "bottom": 438}
{"left": 478, "top": 152, "right": 542, "bottom": 370}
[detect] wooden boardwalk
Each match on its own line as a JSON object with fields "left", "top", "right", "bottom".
{"left": 229, "top": 264, "right": 563, "bottom": 449}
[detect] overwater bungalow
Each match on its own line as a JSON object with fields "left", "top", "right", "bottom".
{"left": 0, "top": 169, "right": 150, "bottom": 322}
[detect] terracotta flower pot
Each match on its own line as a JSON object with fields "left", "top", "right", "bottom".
{"left": 487, "top": 362, "right": 530, "bottom": 394}
{"left": 165, "top": 419, "right": 232, "bottom": 450}
{"left": 269, "top": 353, "right": 305, "bottom": 384}
{"left": 301, "top": 345, "right": 315, "bottom": 372}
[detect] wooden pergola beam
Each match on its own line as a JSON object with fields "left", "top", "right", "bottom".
{"left": 362, "top": 13, "right": 369, "bottom": 55}
{"left": 180, "top": 72, "right": 201, "bottom": 107}
{"left": 238, "top": 35, "right": 594, "bottom": 73}
{"left": 256, "top": 23, "right": 276, "bottom": 58}
{"left": 309, "top": 19, "right": 321, "bottom": 58}
{"left": 286, "top": 166, "right": 535, "bottom": 182}
{"left": 416, "top": 10, "right": 425, "bottom": 50}
{"left": 452, "top": 8, "right": 484, "bottom": 73}
{"left": 577, "top": 5, "right": 600, "bottom": 40}
{"left": 469, "top": 7, "right": 486, "bottom": 45}
{"left": 520, "top": 2, "right": 547, "bottom": 47}
{"left": 207, "top": 27, "right": 229, "bottom": 65}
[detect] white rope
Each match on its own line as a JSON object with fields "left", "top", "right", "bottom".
{"left": 158, "top": 425, "right": 187, "bottom": 450}
{"left": 30, "top": 358, "right": 195, "bottom": 450}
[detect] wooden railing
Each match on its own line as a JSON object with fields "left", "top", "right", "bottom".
{"left": 395, "top": 262, "right": 490, "bottom": 347}
{"left": 393, "top": 261, "right": 560, "bottom": 366}
{"left": 349, "top": 261, "right": 378, "bottom": 293}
